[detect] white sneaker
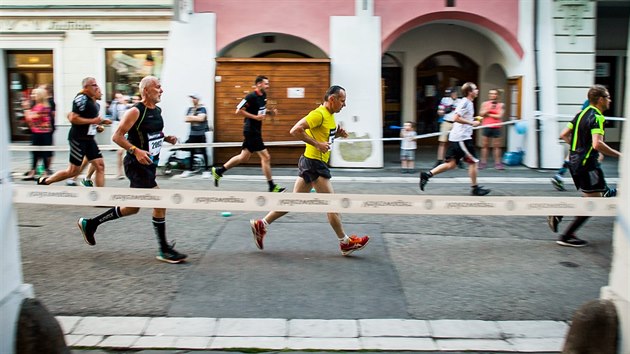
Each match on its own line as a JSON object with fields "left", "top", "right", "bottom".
{"left": 66, "top": 179, "right": 77, "bottom": 186}
{"left": 180, "top": 170, "right": 194, "bottom": 178}
{"left": 202, "top": 171, "right": 211, "bottom": 179}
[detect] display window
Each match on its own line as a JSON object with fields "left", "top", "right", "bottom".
{"left": 105, "top": 49, "right": 163, "bottom": 102}
{"left": 6, "top": 51, "right": 54, "bottom": 141}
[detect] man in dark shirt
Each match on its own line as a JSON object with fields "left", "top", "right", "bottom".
{"left": 211, "top": 75, "right": 285, "bottom": 192}
{"left": 77, "top": 76, "right": 186, "bottom": 264}
{"left": 38, "top": 77, "right": 111, "bottom": 186}
{"left": 547, "top": 85, "right": 622, "bottom": 247}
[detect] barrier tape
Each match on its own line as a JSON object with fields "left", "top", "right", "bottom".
{"left": 12, "top": 184, "right": 617, "bottom": 216}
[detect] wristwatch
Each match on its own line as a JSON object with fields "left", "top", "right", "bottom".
{"left": 127, "top": 146, "right": 136, "bottom": 155}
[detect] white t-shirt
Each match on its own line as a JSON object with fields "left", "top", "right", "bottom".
{"left": 448, "top": 98, "right": 475, "bottom": 142}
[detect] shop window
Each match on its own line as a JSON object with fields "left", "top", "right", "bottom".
{"left": 105, "top": 49, "right": 163, "bottom": 101}
{"left": 6, "top": 51, "right": 54, "bottom": 141}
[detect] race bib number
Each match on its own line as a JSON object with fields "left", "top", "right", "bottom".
{"left": 87, "top": 124, "right": 98, "bottom": 136}
{"left": 147, "top": 132, "right": 164, "bottom": 156}
{"left": 258, "top": 108, "right": 267, "bottom": 116}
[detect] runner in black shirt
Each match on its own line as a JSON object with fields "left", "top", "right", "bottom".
{"left": 547, "top": 85, "right": 622, "bottom": 247}
{"left": 77, "top": 76, "right": 187, "bottom": 264}
{"left": 211, "top": 75, "right": 285, "bottom": 192}
{"left": 38, "top": 77, "right": 111, "bottom": 186}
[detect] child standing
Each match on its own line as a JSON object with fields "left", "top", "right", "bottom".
{"left": 400, "top": 121, "right": 417, "bottom": 173}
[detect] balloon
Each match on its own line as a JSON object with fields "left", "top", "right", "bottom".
{"left": 515, "top": 120, "right": 527, "bottom": 135}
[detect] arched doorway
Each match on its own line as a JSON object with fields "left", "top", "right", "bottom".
{"left": 381, "top": 53, "right": 403, "bottom": 138}
{"left": 415, "top": 51, "right": 478, "bottom": 136}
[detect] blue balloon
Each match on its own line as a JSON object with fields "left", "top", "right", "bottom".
{"left": 515, "top": 121, "right": 527, "bottom": 135}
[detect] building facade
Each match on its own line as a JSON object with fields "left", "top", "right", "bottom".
{"left": 1, "top": 0, "right": 627, "bottom": 167}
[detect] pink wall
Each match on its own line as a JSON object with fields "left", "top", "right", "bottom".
{"left": 376, "top": 0, "right": 523, "bottom": 57}
{"left": 195, "top": 0, "right": 523, "bottom": 58}
{"left": 195, "top": 0, "right": 355, "bottom": 54}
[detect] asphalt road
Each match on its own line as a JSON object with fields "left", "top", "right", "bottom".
{"left": 12, "top": 149, "right": 617, "bottom": 323}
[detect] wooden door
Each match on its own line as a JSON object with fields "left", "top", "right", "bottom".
{"left": 214, "top": 58, "right": 330, "bottom": 165}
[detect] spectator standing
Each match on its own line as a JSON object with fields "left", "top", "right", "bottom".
{"left": 180, "top": 94, "right": 210, "bottom": 178}
{"left": 479, "top": 89, "right": 505, "bottom": 170}
{"left": 400, "top": 121, "right": 417, "bottom": 173}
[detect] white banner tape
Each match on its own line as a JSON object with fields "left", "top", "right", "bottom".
{"left": 12, "top": 185, "right": 617, "bottom": 216}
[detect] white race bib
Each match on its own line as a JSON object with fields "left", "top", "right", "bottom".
{"left": 258, "top": 108, "right": 267, "bottom": 116}
{"left": 87, "top": 124, "right": 98, "bottom": 135}
{"left": 147, "top": 132, "right": 164, "bottom": 156}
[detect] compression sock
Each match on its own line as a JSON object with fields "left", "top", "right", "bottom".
{"left": 93, "top": 207, "right": 122, "bottom": 226}
{"left": 563, "top": 216, "right": 590, "bottom": 236}
{"left": 268, "top": 180, "right": 275, "bottom": 190}
{"left": 152, "top": 217, "right": 169, "bottom": 250}
{"left": 216, "top": 166, "right": 227, "bottom": 176}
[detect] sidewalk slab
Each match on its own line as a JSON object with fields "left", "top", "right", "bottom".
{"left": 498, "top": 320, "right": 568, "bottom": 338}
{"left": 144, "top": 317, "right": 217, "bottom": 336}
{"left": 360, "top": 337, "right": 438, "bottom": 351}
{"left": 215, "top": 318, "right": 287, "bottom": 337}
{"left": 436, "top": 338, "right": 514, "bottom": 351}
{"left": 359, "top": 319, "right": 431, "bottom": 337}
{"left": 210, "top": 336, "right": 287, "bottom": 350}
{"left": 430, "top": 319, "right": 502, "bottom": 339}
{"left": 289, "top": 319, "right": 358, "bottom": 338}
{"left": 73, "top": 316, "right": 149, "bottom": 336}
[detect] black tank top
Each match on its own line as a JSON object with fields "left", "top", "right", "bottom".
{"left": 127, "top": 102, "right": 164, "bottom": 155}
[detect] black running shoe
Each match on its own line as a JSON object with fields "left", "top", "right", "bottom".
{"left": 547, "top": 215, "right": 563, "bottom": 233}
{"left": 419, "top": 172, "right": 430, "bottom": 191}
{"left": 603, "top": 187, "right": 617, "bottom": 198}
{"left": 211, "top": 167, "right": 222, "bottom": 187}
{"left": 77, "top": 218, "right": 96, "bottom": 246}
{"left": 556, "top": 234, "right": 588, "bottom": 248}
{"left": 471, "top": 186, "right": 490, "bottom": 196}
{"left": 156, "top": 243, "right": 187, "bottom": 264}
{"left": 37, "top": 177, "right": 48, "bottom": 185}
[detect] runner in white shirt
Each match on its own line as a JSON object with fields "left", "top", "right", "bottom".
{"left": 419, "top": 82, "right": 490, "bottom": 196}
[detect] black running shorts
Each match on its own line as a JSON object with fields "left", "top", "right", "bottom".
{"left": 298, "top": 155, "right": 331, "bottom": 183}
{"left": 68, "top": 138, "right": 102, "bottom": 166}
{"left": 445, "top": 139, "right": 478, "bottom": 164}
{"left": 242, "top": 131, "right": 265, "bottom": 152}
{"left": 570, "top": 165, "right": 607, "bottom": 193}
{"left": 124, "top": 154, "right": 158, "bottom": 189}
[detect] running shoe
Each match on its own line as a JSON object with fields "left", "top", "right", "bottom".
{"left": 556, "top": 234, "right": 588, "bottom": 248}
{"left": 81, "top": 178, "right": 94, "bottom": 187}
{"left": 419, "top": 172, "right": 430, "bottom": 191}
{"left": 547, "top": 215, "right": 562, "bottom": 233}
{"left": 156, "top": 243, "right": 188, "bottom": 264}
{"left": 250, "top": 219, "right": 267, "bottom": 250}
{"left": 603, "top": 187, "right": 617, "bottom": 198}
{"left": 471, "top": 186, "right": 490, "bottom": 196}
{"left": 77, "top": 218, "right": 96, "bottom": 246}
{"left": 551, "top": 175, "right": 566, "bottom": 191}
{"left": 495, "top": 163, "right": 505, "bottom": 170}
{"left": 340, "top": 235, "right": 370, "bottom": 256}
{"left": 37, "top": 177, "right": 48, "bottom": 185}
{"left": 202, "top": 171, "right": 212, "bottom": 179}
{"left": 66, "top": 179, "right": 77, "bottom": 186}
{"left": 271, "top": 184, "right": 286, "bottom": 193}
{"left": 478, "top": 162, "right": 487, "bottom": 170}
{"left": 211, "top": 167, "right": 222, "bottom": 187}
{"left": 179, "top": 170, "right": 194, "bottom": 178}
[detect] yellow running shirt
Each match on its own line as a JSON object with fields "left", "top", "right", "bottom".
{"left": 303, "top": 105, "right": 337, "bottom": 163}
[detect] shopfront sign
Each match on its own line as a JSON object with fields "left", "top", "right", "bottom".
{"left": 0, "top": 19, "right": 94, "bottom": 32}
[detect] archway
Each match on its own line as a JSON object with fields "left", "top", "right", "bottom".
{"left": 218, "top": 33, "right": 327, "bottom": 59}
{"left": 415, "top": 51, "right": 478, "bottom": 135}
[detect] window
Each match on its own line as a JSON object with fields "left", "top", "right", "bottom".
{"left": 105, "top": 49, "right": 163, "bottom": 101}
